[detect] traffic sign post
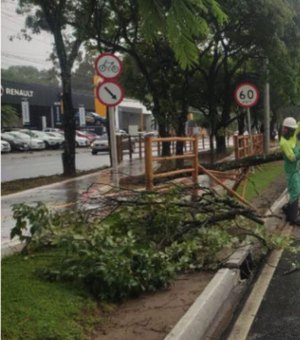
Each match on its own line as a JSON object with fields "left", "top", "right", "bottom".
{"left": 234, "top": 82, "right": 260, "bottom": 108}
{"left": 95, "top": 53, "right": 123, "bottom": 79}
{"left": 234, "top": 82, "right": 260, "bottom": 153}
{"left": 96, "top": 80, "right": 124, "bottom": 107}
{"left": 94, "top": 53, "right": 124, "bottom": 188}
{"left": 234, "top": 82, "right": 260, "bottom": 135}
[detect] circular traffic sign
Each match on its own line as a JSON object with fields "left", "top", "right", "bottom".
{"left": 95, "top": 53, "right": 123, "bottom": 79}
{"left": 96, "top": 80, "right": 124, "bottom": 107}
{"left": 234, "top": 82, "right": 260, "bottom": 108}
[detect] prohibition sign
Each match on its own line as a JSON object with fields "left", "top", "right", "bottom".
{"left": 96, "top": 80, "right": 124, "bottom": 107}
{"left": 234, "top": 82, "right": 260, "bottom": 108}
{"left": 95, "top": 53, "right": 123, "bottom": 79}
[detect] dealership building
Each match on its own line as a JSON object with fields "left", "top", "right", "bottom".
{"left": 1, "top": 79, "right": 153, "bottom": 132}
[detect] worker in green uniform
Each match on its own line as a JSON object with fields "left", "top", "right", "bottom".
{"left": 280, "top": 117, "right": 300, "bottom": 225}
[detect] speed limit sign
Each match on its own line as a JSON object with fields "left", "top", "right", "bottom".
{"left": 234, "top": 82, "right": 260, "bottom": 108}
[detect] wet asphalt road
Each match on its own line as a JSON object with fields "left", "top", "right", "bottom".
{"left": 1, "top": 147, "right": 140, "bottom": 182}
{"left": 1, "top": 148, "right": 110, "bottom": 182}
{"left": 247, "top": 228, "right": 300, "bottom": 339}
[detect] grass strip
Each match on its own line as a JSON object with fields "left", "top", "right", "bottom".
{"left": 1, "top": 251, "right": 101, "bottom": 340}
{"left": 237, "top": 161, "right": 284, "bottom": 202}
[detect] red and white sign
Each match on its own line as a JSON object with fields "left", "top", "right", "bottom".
{"left": 96, "top": 80, "right": 124, "bottom": 107}
{"left": 234, "top": 82, "right": 260, "bottom": 108}
{"left": 95, "top": 53, "right": 123, "bottom": 79}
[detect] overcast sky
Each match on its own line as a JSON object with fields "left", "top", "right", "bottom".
{"left": 1, "top": 0, "right": 54, "bottom": 70}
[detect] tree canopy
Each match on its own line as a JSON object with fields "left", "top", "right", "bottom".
{"left": 11, "top": 0, "right": 300, "bottom": 164}
{"left": 1, "top": 65, "right": 59, "bottom": 86}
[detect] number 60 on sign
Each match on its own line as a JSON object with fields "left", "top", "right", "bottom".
{"left": 234, "top": 82, "right": 260, "bottom": 108}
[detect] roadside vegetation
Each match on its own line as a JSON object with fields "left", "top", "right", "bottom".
{"left": 237, "top": 162, "right": 284, "bottom": 201}
{"left": 2, "top": 162, "right": 294, "bottom": 340}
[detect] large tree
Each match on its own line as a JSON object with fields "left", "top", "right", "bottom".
{"left": 17, "top": 0, "right": 96, "bottom": 176}
{"left": 188, "top": 0, "right": 300, "bottom": 157}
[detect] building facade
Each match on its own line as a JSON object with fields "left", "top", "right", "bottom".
{"left": 1, "top": 80, "right": 153, "bottom": 132}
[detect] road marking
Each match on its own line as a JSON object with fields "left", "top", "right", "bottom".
{"left": 227, "top": 224, "right": 293, "bottom": 340}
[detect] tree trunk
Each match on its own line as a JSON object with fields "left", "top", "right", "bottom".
{"left": 216, "top": 135, "right": 226, "bottom": 154}
{"left": 201, "top": 151, "right": 283, "bottom": 172}
{"left": 61, "top": 71, "right": 76, "bottom": 176}
{"left": 175, "top": 110, "right": 187, "bottom": 168}
{"left": 158, "top": 123, "right": 171, "bottom": 156}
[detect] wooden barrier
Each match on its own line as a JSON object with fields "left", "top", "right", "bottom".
{"left": 145, "top": 136, "right": 199, "bottom": 190}
{"left": 233, "top": 134, "right": 263, "bottom": 160}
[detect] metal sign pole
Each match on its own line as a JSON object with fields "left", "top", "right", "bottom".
{"left": 247, "top": 108, "right": 251, "bottom": 135}
{"left": 247, "top": 108, "right": 253, "bottom": 153}
{"left": 109, "top": 106, "right": 119, "bottom": 187}
{"left": 263, "top": 58, "right": 270, "bottom": 155}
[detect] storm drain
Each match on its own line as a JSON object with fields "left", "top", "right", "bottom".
{"left": 225, "top": 245, "right": 254, "bottom": 280}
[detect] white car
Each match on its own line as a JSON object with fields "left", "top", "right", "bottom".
{"left": 46, "top": 131, "right": 89, "bottom": 147}
{"left": 21, "top": 129, "right": 62, "bottom": 149}
{"left": 90, "top": 133, "right": 135, "bottom": 154}
{"left": 3, "top": 131, "right": 46, "bottom": 150}
{"left": 1, "top": 140, "right": 11, "bottom": 153}
{"left": 76, "top": 135, "right": 90, "bottom": 147}
{"left": 43, "top": 128, "right": 64, "bottom": 134}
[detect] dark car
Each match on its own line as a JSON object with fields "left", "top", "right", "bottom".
{"left": 1, "top": 134, "right": 30, "bottom": 152}
{"left": 75, "top": 111, "right": 106, "bottom": 127}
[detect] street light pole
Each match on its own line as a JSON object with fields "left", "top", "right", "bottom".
{"left": 263, "top": 58, "right": 270, "bottom": 155}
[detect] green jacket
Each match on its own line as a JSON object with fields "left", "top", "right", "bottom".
{"left": 280, "top": 134, "right": 300, "bottom": 201}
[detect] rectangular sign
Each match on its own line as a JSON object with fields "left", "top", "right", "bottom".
{"left": 79, "top": 106, "right": 86, "bottom": 127}
{"left": 21, "top": 100, "right": 30, "bottom": 124}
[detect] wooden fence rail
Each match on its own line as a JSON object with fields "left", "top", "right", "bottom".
{"left": 144, "top": 136, "right": 199, "bottom": 190}
{"left": 233, "top": 134, "right": 263, "bottom": 160}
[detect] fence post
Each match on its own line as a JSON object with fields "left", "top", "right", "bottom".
{"left": 145, "top": 136, "right": 153, "bottom": 190}
{"left": 139, "top": 135, "right": 142, "bottom": 159}
{"left": 192, "top": 137, "right": 199, "bottom": 185}
{"left": 233, "top": 135, "right": 239, "bottom": 160}
{"left": 158, "top": 141, "right": 161, "bottom": 156}
{"left": 129, "top": 135, "right": 132, "bottom": 160}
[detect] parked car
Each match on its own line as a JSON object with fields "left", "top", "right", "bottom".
{"left": 76, "top": 130, "right": 99, "bottom": 144}
{"left": 1, "top": 134, "right": 30, "bottom": 152}
{"left": 46, "top": 131, "right": 90, "bottom": 147}
{"left": 75, "top": 135, "right": 90, "bottom": 147}
{"left": 75, "top": 111, "right": 106, "bottom": 127}
{"left": 20, "top": 129, "right": 62, "bottom": 149}
{"left": 43, "top": 128, "right": 64, "bottom": 134}
{"left": 90, "top": 133, "right": 135, "bottom": 155}
{"left": 2, "top": 131, "right": 46, "bottom": 150}
{"left": 116, "top": 129, "right": 128, "bottom": 136}
{"left": 1, "top": 140, "right": 11, "bottom": 153}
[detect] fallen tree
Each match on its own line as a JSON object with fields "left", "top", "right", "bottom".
{"left": 201, "top": 151, "right": 283, "bottom": 172}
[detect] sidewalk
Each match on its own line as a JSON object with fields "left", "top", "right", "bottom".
{"left": 1, "top": 157, "right": 146, "bottom": 251}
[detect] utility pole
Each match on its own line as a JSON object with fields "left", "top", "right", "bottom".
{"left": 263, "top": 58, "right": 270, "bottom": 155}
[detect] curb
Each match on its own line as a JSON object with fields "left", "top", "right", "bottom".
{"left": 1, "top": 240, "right": 25, "bottom": 258}
{"left": 164, "top": 189, "right": 288, "bottom": 340}
{"left": 165, "top": 269, "right": 240, "bottom": 340}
